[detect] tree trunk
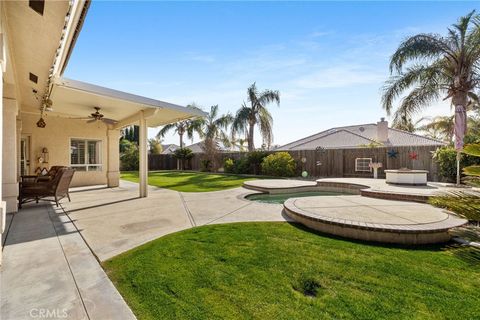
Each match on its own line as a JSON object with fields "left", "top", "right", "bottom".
{"left": 248, "top": 122, "right": 255, "bottom": 152}
{"left": 452, "top": 93, "right": 468, "bottom": 185}
{"left": 179, "top": 133, "right": 184, "bottom": 170}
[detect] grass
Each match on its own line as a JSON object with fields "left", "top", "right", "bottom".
{"left": 104, "top": 222, "right": 480, "bottom": 320}
{"left": 120, "top": 170, "right": 262, "bottom": 192}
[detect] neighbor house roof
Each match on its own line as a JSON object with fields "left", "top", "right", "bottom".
{"left": 185, "top": 140, "right": 240, "bottom": 153}
{"left": 161, "top": 144, "right": 180, "bottom": 155}
{"left": 276, "top": 123, "right": 445, "bottom": 150}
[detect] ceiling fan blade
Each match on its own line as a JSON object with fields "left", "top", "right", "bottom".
{"left": 86, "top": 119, "right": 97, "bottom": 123}
{"left": 69, "top": 117, "right": 91, "bottom": 120}
{"left": 102, "top": 118, "right": 118, "bottom": 125}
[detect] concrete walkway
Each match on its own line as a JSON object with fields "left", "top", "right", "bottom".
{"left": 61, "top": 181, "right": 289, "bottom": 261}
{"left": 1, "top": 204, "right": 135, "bottom": 320}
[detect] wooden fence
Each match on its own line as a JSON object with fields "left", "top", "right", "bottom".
{"left": 148, "top": 145, "right": 441, "bottom": 181}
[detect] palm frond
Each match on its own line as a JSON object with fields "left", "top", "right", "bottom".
{"left": 257, "top": 89, "right": 280, "bottom": 106}
{"left": 231, "top": 103, "right": 251, "bottom": 138}
{"left": 258, "top": 107, "right": 274, "bottom": 147}
{"left": 393, "top": 83, "right": 442, "bottom": 122}
{"left": 247, "top": 82, "right": 259, "bottom": 106}
{"left": 156, "top": 123, "right": 178, "bottom": 138}
{"left": 382, "top": 63, "right": 447, "bottom": 114}
{"left": 390, "top": 34, "right": 453, "bottom": 73}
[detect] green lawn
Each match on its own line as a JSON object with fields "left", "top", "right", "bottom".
{"left": 104, "top": 222, "right": 480, "bottom": 320}
{"left": 120, "top": 170, "right": 260, "bottom": 192}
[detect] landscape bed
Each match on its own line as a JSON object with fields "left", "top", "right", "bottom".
{"left": 104, "top": 222, "right": 480, "bottom": 320}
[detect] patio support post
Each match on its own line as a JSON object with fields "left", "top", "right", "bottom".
{"left": 139, "top": 111, "right": 148, "bottom": 198}
{"left": 2, "top": 98, "right": 18, "bottom": 213}
{"left": 107, "top": 128, "right": 120, "bottom": 187}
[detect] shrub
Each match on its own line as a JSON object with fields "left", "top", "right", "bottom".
{"left": 120, "top": 140, "right": 139, "bottom": 171}
{"left": 247, "top": 151, "right": 269, "bottom": 175}
{"left": 261, "top": 152, "right": 296, "bottom": 177}
{"left": 433, "top": 147, "right": 480, "bottom": 182}
{"left": 173, "top": 148, "right": 194, "bottom": 170}
{"left": 429, "top": 191, "right": 480, "bottom": 222}
{"left": 223, "top": 158, "right": 235, "bottom": 173}
{"left": 201, "top": 159, "right": 212, "bottom": 172}
{"left": 234, "top": 157, "right": 251, "bottom": 174}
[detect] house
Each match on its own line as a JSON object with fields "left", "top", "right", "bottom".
{"left": 185, "top": 140, "right": 241, "bottom": 153}
{"left": 161, "top": 144, "right": 180, "bottom": 155}
{"left": 0, "top": 0, "right": 205, "bottom": 225}
{"left": 276, "top": 118, "right": 445, "bottom": 151}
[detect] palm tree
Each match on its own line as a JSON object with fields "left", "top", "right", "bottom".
{"left": 420, "top": 116, "right": 455, "bottom": 143}
{"left": 382, "top": 11, "right": 480, "bottom": 184}
{"left": 156, "top": 105, "right": 204, "bottom": 148}
{"left": 392, "top": 112, "right": 428, "bottom": 133}
{"left": 199, "top": 105, "right": 233, "bottom": 170}
{"left": 232, "top": 82, "right": 280, "bottom": 151}
{"left": 230, "top": 136, "right": 248, "bottom": 152}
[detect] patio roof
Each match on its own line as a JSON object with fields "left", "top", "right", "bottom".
{"left": 49, "top": 77, "right": 206, "bottom": 128}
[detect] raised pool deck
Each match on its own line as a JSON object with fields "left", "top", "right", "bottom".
{"left": 243, "top": 178, "right": 468, "bottom": 244}
{"left": 244, "top": 178, "right": 466, "bottom": 202}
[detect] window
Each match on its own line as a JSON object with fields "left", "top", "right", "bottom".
{"left": 70, "top": 139, "right": 102, "bottom": 171}
{"left": 355, "top": 158, "right": 372, "bottom": 172}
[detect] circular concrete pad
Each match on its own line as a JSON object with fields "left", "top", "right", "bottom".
{"left": 284, "top": 195, "right": 467, "bottom": 244}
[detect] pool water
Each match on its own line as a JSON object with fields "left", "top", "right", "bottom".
{"left": 246, "top": 191, "right": 349, "bottom": 204}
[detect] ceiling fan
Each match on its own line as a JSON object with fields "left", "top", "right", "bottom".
{"left": 76, "top": 107, "right": 117, "bottom": 125}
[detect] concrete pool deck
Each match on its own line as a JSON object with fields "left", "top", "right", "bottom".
{"left": 245, "top": 178, "right": 468, "bottom": 244}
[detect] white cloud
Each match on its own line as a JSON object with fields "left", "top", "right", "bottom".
{"left": 292, "top": 65, "right": 384, "bottom": 89}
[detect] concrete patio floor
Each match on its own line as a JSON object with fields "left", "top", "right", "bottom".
{"left": 1, "top": 203, "right": 135, "bottom": 320}
{"left": 62, "top": 180, "right": 289, "bottom": 261}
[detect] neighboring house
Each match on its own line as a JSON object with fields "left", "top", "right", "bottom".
{"left": 276, "top": 118, "right": 445, "bottom": 151}
{"left": 161, "top": 144, "right": 180, "bottom": 155}
{"left": 0, "top": 0, "right": 206, "bottom": 219}
{"left": 185, "top": 140, "right": 241, "bottom": 153}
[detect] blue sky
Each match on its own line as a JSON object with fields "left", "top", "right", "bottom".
{"left": 65, "top": 1, "right": 478, "bottom": 146}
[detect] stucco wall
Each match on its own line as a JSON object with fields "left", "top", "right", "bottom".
{"left": 20, "top": 112, "right": 111, "bottom": 187}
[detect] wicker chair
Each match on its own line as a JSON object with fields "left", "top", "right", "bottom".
{"left": 19, "top": 167, "right": 75, "bottom": 209}
{"left": 20, "top": 166, "right": 67, "bottom": 187}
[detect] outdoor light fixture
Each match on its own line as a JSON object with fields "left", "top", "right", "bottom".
{"left": 36, "top": 111, "right": 46, "bottom": 128}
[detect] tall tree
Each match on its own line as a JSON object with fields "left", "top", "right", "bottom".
{"left": 199, "top": 105, "right": 233, "bottom": 169}
{"left": 156, "top": 105, "right": 204, "bottom": 148}
{"left": 148, "top": 138, "right": 163, "bottom": 154}
{"left": 391, "top": 112, "right": 428, "bottom": 133}
{"left": 232, "top": 82, "right": 280, "bottom": 151}
{"left": 420, "top": 116, "right": 455, "bottom": 143}
{"left": 382, "top": 11, "right": 480, "bottom": 184}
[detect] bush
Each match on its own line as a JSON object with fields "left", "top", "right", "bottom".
{"left": 234, "top": 158, "right": 251, "bottom": 174}
{"left": 201, "top": 159, "right": 212, "bottom": 172}
{"left": 261, "top": 152, "right": 296, "bottom": 177}
{"left": 429, "top": 191, "right": 480, "bottom": 222}
{"left": 173, "top": 148, "right": 194, "bottom": 170}
{"left": 247, "top": 151, "right": 269, "bottom": 175}
{"left": 120, "top": 140, "right": 139, "bottom": 171}
{"left": 433, "top": 147, "right": 480, "bottom": 182}
{"left": 223, "top": 158, "right": 235, "bottom": 173}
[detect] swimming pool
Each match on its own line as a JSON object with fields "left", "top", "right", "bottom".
{"left": 245, "top": 191, "right": 350, "bottom": 204}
